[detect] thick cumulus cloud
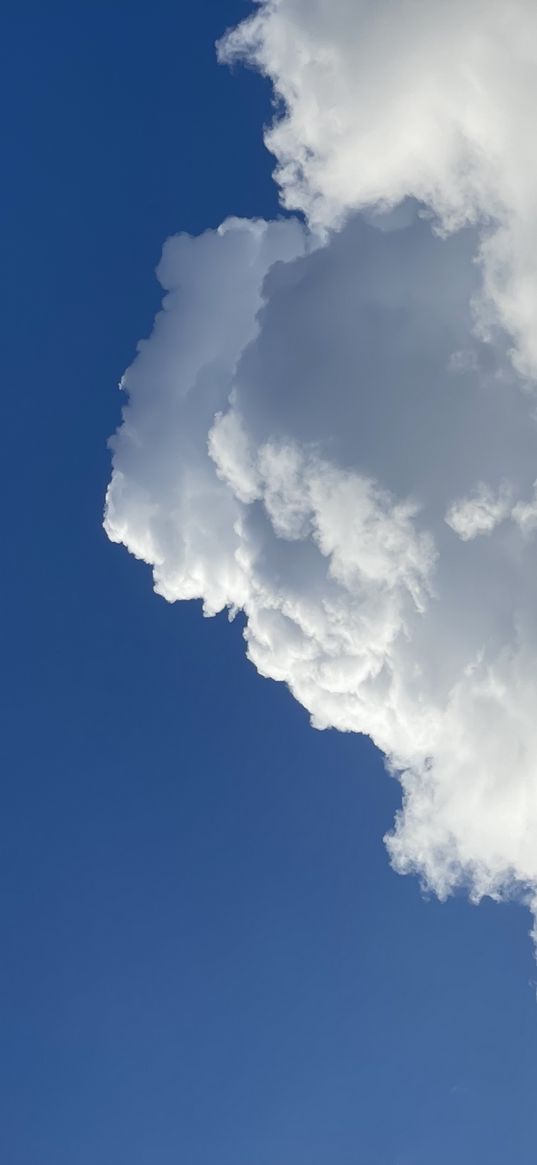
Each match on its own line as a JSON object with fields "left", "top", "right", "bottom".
{"left": 220, "top": 0, "right": 537, "bottom": 376}
{"left": 106, "top": 1, "right": 537, "bottom": 928}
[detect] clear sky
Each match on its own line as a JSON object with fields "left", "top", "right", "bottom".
{"left": 3, "top": 2, "right": 537, "bottom": 1163}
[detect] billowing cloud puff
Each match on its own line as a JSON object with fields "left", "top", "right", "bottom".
{"left": 106, "top": 1, "right": 537, "bottom": 935}
{"left": 220, "top": 0, "right": 537, "bottom": 376}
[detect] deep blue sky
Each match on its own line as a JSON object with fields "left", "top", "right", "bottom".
{"left": 2, "top": 3, "right": 537, "bottom": 1162}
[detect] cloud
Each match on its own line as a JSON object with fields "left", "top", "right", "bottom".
{"left": 219, "top": 0, "right": 537, "bottom": 377}
{"left": 106, "top": 3, "right": 537, "bottom": 936}
{"left": 445, "top": 483, "right": 512, "bottom": 541}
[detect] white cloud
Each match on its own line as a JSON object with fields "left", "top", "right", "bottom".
{"left": 105, "top": 217, "right": 305, "bottom": 614}
{"left": 106, "top": 3, "right": 537, "bottom": 941}
{"left": 219, "top": 0, "right": 537, "bottom": 376}
{"left": 513, "top": 483, "right": 537, "bottom": 537}
{"left": 445, "top": 483, "right": 512, "bottom": 541}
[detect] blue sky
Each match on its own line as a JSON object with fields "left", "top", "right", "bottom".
{"left": 3, "top": 2, "right": 537, "bottom": 1162}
